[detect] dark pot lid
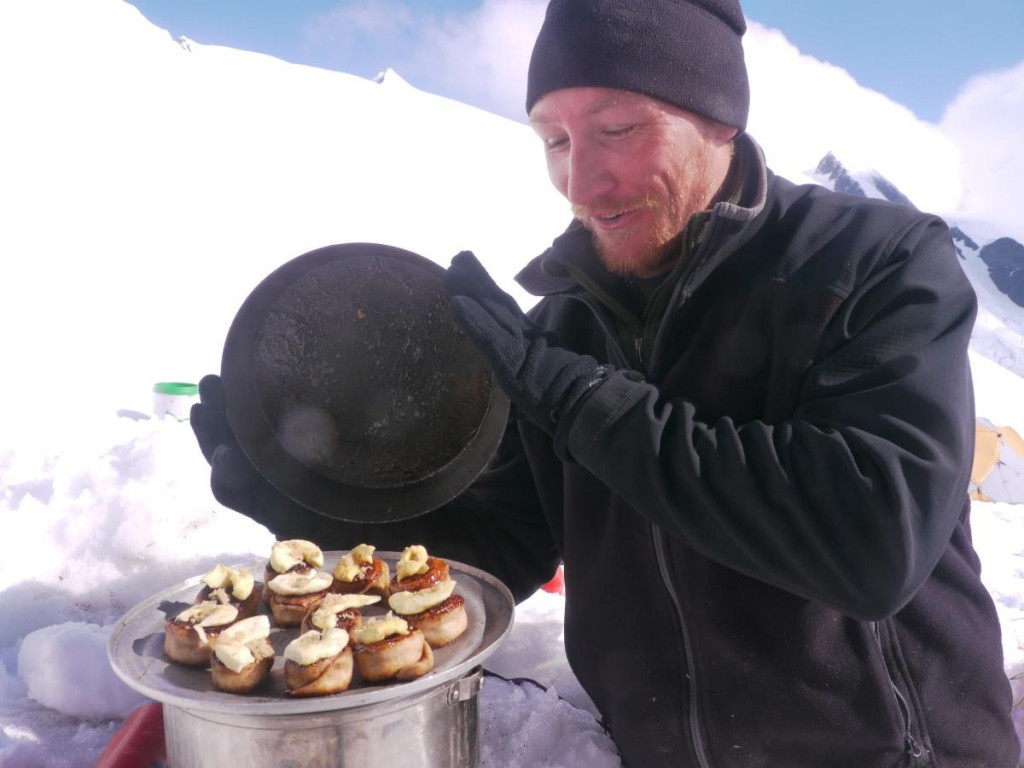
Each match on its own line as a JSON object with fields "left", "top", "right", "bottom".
{"left": 220, "top": 242, "right": 509, "bottom": 522}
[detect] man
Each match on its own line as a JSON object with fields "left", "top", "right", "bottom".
{"left": 192, "top": 0, "right": 1020, "bottom": 765}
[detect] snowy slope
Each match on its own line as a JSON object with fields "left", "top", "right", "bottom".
{"left": 805, "top": 153, "right": 1024, "bottom": 378}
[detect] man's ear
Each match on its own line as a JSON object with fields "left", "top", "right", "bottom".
{"left": 714, "top": 124, "right": 740, "bottom": 144}
{"left": 694, "top": 113, "right": 739, "bottom": 145}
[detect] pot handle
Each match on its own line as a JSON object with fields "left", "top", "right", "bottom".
{"left": 447, "top": 667, "right": 484, "bottom": 705}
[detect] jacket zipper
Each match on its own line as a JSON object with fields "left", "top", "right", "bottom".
{"left": 642, "top": 228, "right": 715, "bottom": 765}
{"left": 652, "top": 526, "right": 713, "bottom": 768}
{"left": 871, "top": 622, "right": 927, "bottom": 762}
{"left": 564, "top": 258, "right": 712, "bottom": 764}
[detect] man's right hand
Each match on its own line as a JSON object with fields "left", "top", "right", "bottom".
{"left": 190, "top": 374, "right": 314, "bottom": 535}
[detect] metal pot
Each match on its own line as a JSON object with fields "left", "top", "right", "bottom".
{"left": 163, "top": 668, "right": 482, "bottom": 768}
{"left": 108, "top": 554, "right": 514, "bottom": 768}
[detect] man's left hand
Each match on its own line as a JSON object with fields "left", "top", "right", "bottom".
{"left": 444, "top": 251, "right": 609, "bottom": 439}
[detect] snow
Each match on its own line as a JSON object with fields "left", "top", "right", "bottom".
{"left": 479, "top": 676, "right": 620, "bottom": 768}
{"left": 18, "top": 624, "right": 145, "bottom": 721}
{"left": 0, "top": 1, "right": 1022, "bottom": 766}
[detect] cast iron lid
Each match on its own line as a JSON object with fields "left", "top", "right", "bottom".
{"left": 220, "top": 242, "right": 509, "bottom": 522}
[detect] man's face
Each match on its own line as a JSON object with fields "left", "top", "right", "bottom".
{"left": 530, "top": 87, "right": 736, "bottom": 277}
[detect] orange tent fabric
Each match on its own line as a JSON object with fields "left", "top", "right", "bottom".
{"left": 971, "top": 418, "right": 1024, "bottom": 504}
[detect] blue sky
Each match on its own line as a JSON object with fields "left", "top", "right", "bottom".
{"left": 130, "top": 0, "right": 1023, "bottom": 124}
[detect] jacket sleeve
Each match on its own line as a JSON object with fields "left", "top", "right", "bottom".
{"left": 563, "top": 215, "right": 978, "bottom": 620}
{"left": 266, "top": 420, "right": 560, "bottom": 605}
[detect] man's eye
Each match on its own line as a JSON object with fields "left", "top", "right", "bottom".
{"left": 543, "top": 136, "right": 568, "bottom": 151}
{"left": 604, "top": 125, "right": 635, "bottom": 139}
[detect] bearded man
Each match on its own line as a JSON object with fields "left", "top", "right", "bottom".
{"left": 193, "top": 0, "right": 1020, "bottom": 765}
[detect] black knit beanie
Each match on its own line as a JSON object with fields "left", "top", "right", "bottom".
{"left": 526, "top": 0, "right": 750, "bottom": 131}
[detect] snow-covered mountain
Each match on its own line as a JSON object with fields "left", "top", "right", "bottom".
{"left": 967, "top": 236, "right": 1024, "bottom": 310}
{"left": 0, "top": 0, "right": 1021, "bottom": 418}
{"left": 806, "top": 152, "right": 1024, "bottom": 378}
{"left": 810, "top": 152, "right": 916, "bottom": 208}
{"left": 951, "top": 218, "right": 1024, "bottom": 377}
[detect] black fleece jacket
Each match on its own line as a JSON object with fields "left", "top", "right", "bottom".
{"left": 261, "top": 136, "right": 1019, "bottom": 767}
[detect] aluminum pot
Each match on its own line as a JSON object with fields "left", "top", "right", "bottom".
{"left": 163, "top": 667, "right": 483, "bottom": 768}
{"left": 108, "top": 554, "right": 514, "bottom": 768}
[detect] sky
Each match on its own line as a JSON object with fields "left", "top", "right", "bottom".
{"left": 130, "top": 0, "right": 1024, "bottom": 124}
{"left": 119, "top": 0, "right": 1024, "bottom": 236}
{"left": 0, "top": 1, "right": 1023, "bottom": 765}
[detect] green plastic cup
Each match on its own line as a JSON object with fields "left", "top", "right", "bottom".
{"left": 153, "top": 382, "right": 199, "bottom": 421}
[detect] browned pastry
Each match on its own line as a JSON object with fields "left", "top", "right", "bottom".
{"left": 395, "top": 594, "right": 468, "bottom": 649}
{"left": 209, "top": 616, "right": 275, "bottom": 694}
{"left": 350, "top": 614, "right": 434, "bottom": 683}
{"left": 193, "top": 564, "right": 261, "bottom": 620}
{"left": 300, "top": 592, "right": 382, "bottom": 635}
{"left": 301, "top": 606, "right": 359, "bottom": 636}
{"left": 283, "top": 628, "right": 354, "bottom": 697}
{"left": 331, "top": 544, "right": 391, "bottom": 598}
{"left": 261, "top": 539, "right": 325, "bottom": 603}
{"left": 390, "top": 550, "right": 450, "bottom": 595}
{"left": 210, "top": 650, "right": 274, "bottom": 694}
{"left": 387, "top": 545, "right": 468, "bottom": 648}
{"left": 266, "top": 570, "right": 334, "bottom": 627}
{"left": 163, "top": 601, "right": 238, "bottom": 666}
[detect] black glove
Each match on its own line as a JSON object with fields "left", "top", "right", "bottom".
{"left": 190, "top": 374, "right": 523, "bottom": 561}
{"left": 444, "top": 251, "right": 610, "bottom": 442}
{"left": 190, "top": 374, "right": 319, "bottom": 536}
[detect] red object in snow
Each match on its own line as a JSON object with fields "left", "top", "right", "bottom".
{"left": 95, "top": 702, "right": 167, "bottom": 768}
{"left": 541, "top": 564, "right": 565, "bottom": 595}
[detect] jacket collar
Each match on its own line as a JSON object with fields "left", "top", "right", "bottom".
{"left": 516, "top": 133, "right": 770, "bottom": 299}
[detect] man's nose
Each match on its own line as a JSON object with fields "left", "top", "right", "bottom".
{"left": 565, "top": 144, "right": 614, "bottom": 206}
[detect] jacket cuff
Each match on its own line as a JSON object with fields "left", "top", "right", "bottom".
{"left": 560, "top": 369, "right": 649, "bottom": 465}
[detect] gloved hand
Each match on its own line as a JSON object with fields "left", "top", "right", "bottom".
{"left": 444, "top": 251, "right": 610, "bottom": 441}
{"left": 190, "top": 374, "right": 316, "bottom": 535}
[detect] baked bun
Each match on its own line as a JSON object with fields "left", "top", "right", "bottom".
{"left": 390, "top": 546, "right": 449, "bottom": 595}
{"left": 393, "top": 593, "right": 467, "bottom": 649}
{"left": 388, "top": 546, "right": 468, "bottom": 648}
{"left": 262, "top": 540, "right": 324, "bottom": 603}
{"left": 266, "top": 570, "right": 333, "bottom": 627}
{"left": 163, "top": 601, "right": 238, "bottom": 666}
{"left": 300, "top": 592, "right": 382, "bottom": 635}
{"left": 331, "top": 544, "right": 390, "bottom": 597}
{"left": 210, "top": 616, "right": 275, "bottom": 694}
{"left": 351, "top": 613, "right": 433, "bottom": 683}
{"left": 194, "top": 564, "right": 261, "bottom": 620}
{"left": 283, "top": 628, "right": 353, "bottom": 697}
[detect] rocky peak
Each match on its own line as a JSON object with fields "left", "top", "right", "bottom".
{"left": 978, "top": 237, "right": 1024, "bottom": 308}
{"left": 813, "top": 152, "right": 915, "bottom": 208}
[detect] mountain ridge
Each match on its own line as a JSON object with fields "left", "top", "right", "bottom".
{"left": 807, "top": 153, "right": 1024, "bottom": 378}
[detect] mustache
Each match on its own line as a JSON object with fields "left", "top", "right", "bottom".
{"left": 572, "top": 195, "right": 659, "bottom": 222}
